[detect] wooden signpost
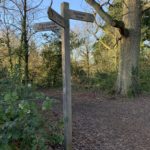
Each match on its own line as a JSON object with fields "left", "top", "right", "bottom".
{"left": 48, "top": 7, "right": 65, "bottom": 28}
{"left": 47, "top": 2, "right": 95, "bottom": 150}
{"left": 68, "top": 9, "right": 95, "bottom": 22}
{"left": 33, "top": 21, "right": 61, "bottom": 37}
{"left": 33, "top": 21, "right": 60, "bottom": 32}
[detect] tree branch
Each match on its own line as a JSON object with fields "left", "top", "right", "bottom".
{"left": 9, "top": 0, "right": 24, "bottom": 17}
{"left": 87, "top": 28, "right": 111, "bottom": 50}
{"left": 27, "top": 0, "right": 43, "bottom": 12}
{"left": 93, "top": 13, "right": 116, "bottom": 37}
{"left": 85, "top": 0, "right": 129, "bottom": 37}
{"left": 142, "top": 3, "right": 150, "bottom": 13}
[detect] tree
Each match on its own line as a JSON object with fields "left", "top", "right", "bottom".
{"left": 93, "top": 34, "right": 118, "bottom": 72}
{"left": 40, "top": 31, "right": 85, "bottom": 87}
{"left": 40, "top": 33, "right": 62, "bottom": 87}
{"left": 70, "top": 27, "right": 94, "bottom": 87}
{"left": 0, "top": 0, "right": 44, "bottom": 83}
{"left": 85, "top": 0, "right": 149, "bottom": 96}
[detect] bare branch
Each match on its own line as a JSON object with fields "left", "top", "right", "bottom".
{"left": 85, "top": 0, "right": 129, "bottom": 37}
{"left": 99, "top": 40, "right": 111, "bottom": 50}
{"left": 101, "top": 0, "right": 113, "bottom": 7}
{"left": 27, "top": 0, "right": 43, "bottom": 12}
{"left": 1, "top": 5, "right": 20, "bottom": 14}
{"left": 142, "top": 3, "right": 150, "bottom": 13}
{"left": 93, "top": 13, "right": 116, "bottom": 38}
{"left": 87, "top": 28, "right": 111, "bottom": 50}
{"left": 9, "top": 0, "right": 24, "bottom": 17}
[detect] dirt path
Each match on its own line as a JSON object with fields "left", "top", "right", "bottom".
{"left": 42, "top": 89, "right": 150, "bottom": 150}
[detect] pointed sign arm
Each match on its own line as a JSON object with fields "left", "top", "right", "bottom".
{"left": 47, "top": 7, "right": 65, "bottom": 28}
{"left": 68, "top": 9, "right": 95, "bottom": 22}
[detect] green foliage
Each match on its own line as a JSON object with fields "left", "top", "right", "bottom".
{"left": 141, "top": 5, "right": 150, "bottom": 42}
{"left": 38, "top": 31, "right": 84, "bottom": 88}
{"left": 140, "top": 46, "right": 150, "bottom": 92}
{"left": 0, "top": 71, "right": 63, "bottom": 149}
{"left": 140, "top": 69, "right": 150, "bottom": 92}
{"left": 72, "top": 68, "right": 117, "bottom": 92}
{"left": 91, "top": 72, "right": 117, "bottom": 91}
{"left": 93, "top": 36, "right": 117, "bottom": 72}
{"left": 70, "top": 32, "right": 85, "bottom": 51}
{"left": 72, "top": 63, "right": 87, "bottom": 85}
{"left": 92, "top": 0, "right": 122, "bottom": 74}
{"left": 48, "top": 120, "right": 64, "bottom": 146}
{"left": 0, "top": 88, "right": 47, "bottom": 149}
{"left": 42, "top": 98, "right": 52, "bottom": 111}
{"left": 40, "top": 36, "right": 62, "bottom": 87}
{"left": 109, "top": 0, "right": 122, "bottom": 20}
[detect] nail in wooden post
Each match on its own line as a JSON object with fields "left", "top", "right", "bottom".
{"left": 61, "top": 2, "right": 72, "bottom": 150}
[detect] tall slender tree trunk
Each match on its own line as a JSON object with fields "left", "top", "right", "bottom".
{"left": 6, "top": 30, "right": 13, "bottom": 73}
{"left": 23, "top": 0, "right": 29, "bottom": 83}
{"left": 18, "top": 29, "right": 23, "bottom": 82}
{"left": 116, "top": 0, "right": 141, "bottom": 96}
{"left": 86, "top": 46, "right": 90, "bottom": 81}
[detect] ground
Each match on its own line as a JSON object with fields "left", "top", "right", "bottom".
{"left": 42, "top": 89, "right": 150, "bottom": 150}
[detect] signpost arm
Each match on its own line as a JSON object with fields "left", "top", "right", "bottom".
{"left": 61, "top": 2, "right": 72, "bottom": 150}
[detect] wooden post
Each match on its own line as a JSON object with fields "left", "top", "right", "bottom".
{"left": 47, "top": 4, "right": 94, "bottom": 149}
{"left": 61, "top": 2, "right": 72, "bottom": 150}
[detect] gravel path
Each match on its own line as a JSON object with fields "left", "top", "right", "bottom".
{"left": 42, "top": 89, "right": 150, "bottom": 150}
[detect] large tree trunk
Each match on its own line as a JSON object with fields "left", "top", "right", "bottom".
{"left": 116, "top": 0, "right": 141, "bottom": 96}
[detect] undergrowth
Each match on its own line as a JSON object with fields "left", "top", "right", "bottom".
{"left": 0, "top": 68, "right": 63, "bottom": 150}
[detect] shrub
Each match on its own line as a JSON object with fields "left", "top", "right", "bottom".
{"left": 0, "top": 72, "right": 63, "bottom": 149}
{"left": 140, "top": 69, "right": 150, "bottom": 92}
